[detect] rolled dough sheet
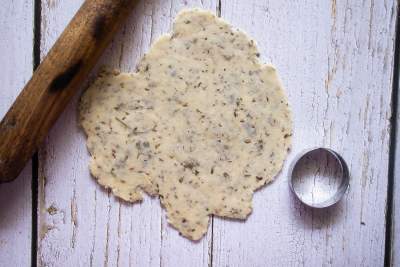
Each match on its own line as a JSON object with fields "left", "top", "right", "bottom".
{"left": 80, "top": 9, "right": 292, "bottom": 240}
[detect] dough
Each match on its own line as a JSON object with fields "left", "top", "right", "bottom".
{"left": 80, "top": 9, "right": 292, "bottom": 240}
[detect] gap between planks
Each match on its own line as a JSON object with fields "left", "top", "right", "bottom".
{"left": 385, "top": 1, "right": 400, "bottom": 265}
{"left": 31, "top": 0, "right": 42, "bottom": 266}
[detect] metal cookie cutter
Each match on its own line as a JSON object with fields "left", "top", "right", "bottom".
{"left": 288, "top": 148, "right": 350, "bottom": 208}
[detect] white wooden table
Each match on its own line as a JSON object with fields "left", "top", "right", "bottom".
{"left": 1, "top": 0, "right": 399, "bottom": 266}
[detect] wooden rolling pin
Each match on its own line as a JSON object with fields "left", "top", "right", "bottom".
{"left": 0, "top": 0, "right": 139, "bottom": 183}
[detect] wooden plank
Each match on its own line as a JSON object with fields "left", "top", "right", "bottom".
{"left": 0, "top": 0, "right": 33, "bottom": 266}
{"left": 213, "top": 0, "right": 397, "bottom": 266}
{"left": 38, "top": 1, "right": 216, "bottom": 266}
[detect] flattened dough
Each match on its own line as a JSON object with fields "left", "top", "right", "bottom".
{"left": 80, "top": 9, "right": 292, "bottom": 240}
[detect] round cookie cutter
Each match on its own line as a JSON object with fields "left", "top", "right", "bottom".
{"left": 288, "top": 148, "right": 350, "bottom": 208}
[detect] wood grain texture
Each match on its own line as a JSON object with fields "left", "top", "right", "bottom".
{"left": 0, "top": 0, "right": 138, "bottom": 183}
{"left": 213, "top": 0, "right": 397, "bottom": 266}
{"left": 38, "top": 0, "right": 216, "bottom": 266}
{"left": 0, "top": 0, "right": 33, "bottom": 266}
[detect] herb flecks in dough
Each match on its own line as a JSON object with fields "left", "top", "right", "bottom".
{"left": 80, "top": 9, "right": 292, "bottom": 240}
